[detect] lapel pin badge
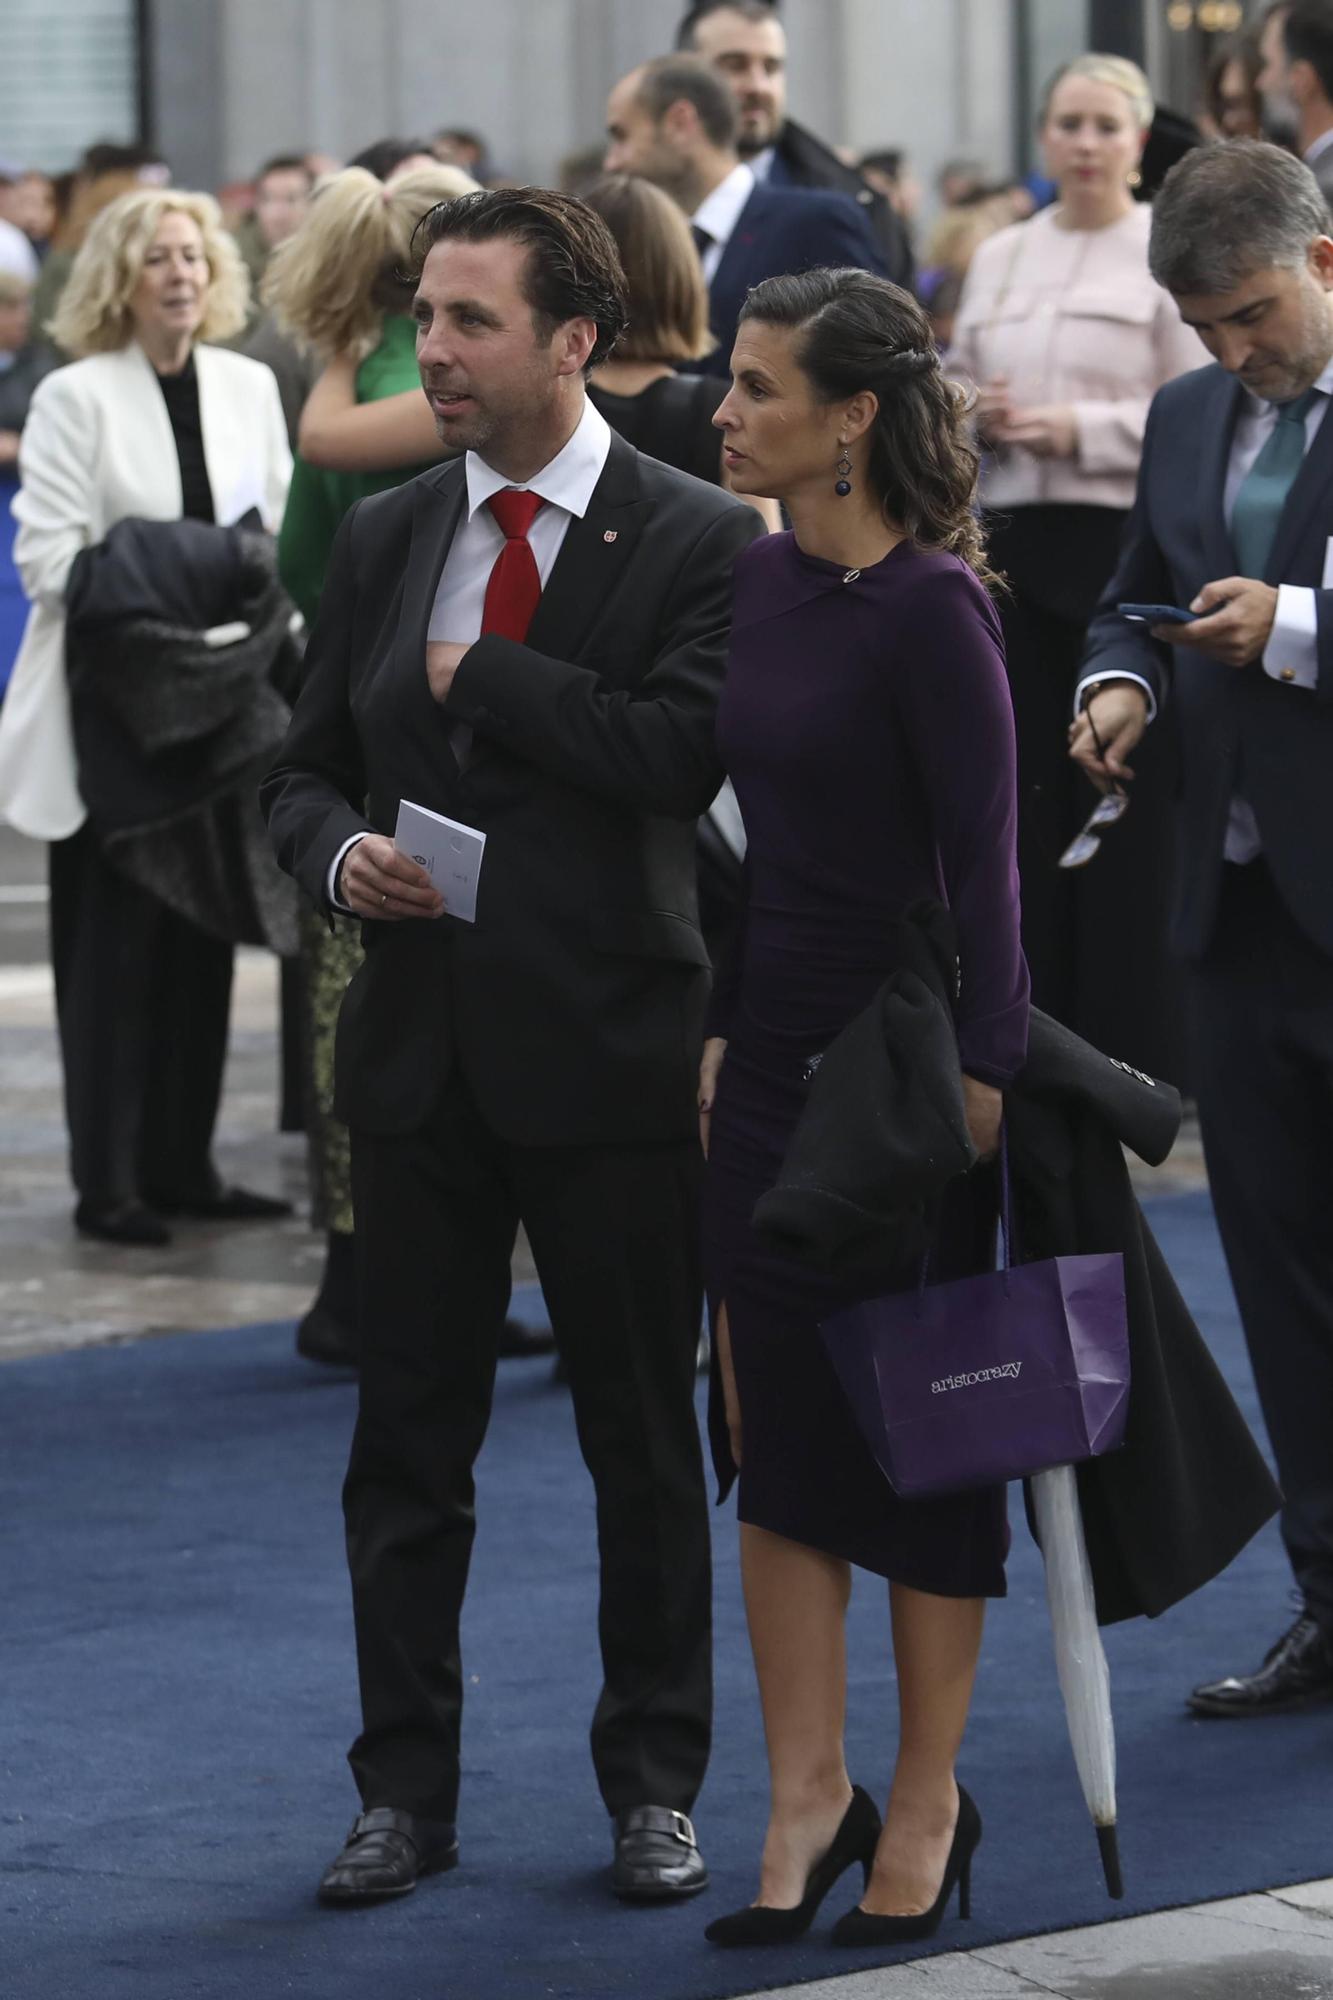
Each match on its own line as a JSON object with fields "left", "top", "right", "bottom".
{"left": 603, "top": 530, "right": 618, "bottom": 543}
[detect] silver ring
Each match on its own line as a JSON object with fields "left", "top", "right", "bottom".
{"left": 380, "top": 892, "right": 388, "bottom": 908}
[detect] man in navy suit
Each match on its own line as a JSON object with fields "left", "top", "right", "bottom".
{"left": 1071, "top": 140, "right": 1333, "bottom": 1721}
{"left": 604, "top": 55, "right": 887, "bottom": 379}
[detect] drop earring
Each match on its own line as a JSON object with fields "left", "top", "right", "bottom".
{"left": 835, "top": 443, "right": 852, "bottom": 496}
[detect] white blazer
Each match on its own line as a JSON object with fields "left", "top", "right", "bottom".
{"left": 0, "top": 341, "right": 292, "bottom": 840}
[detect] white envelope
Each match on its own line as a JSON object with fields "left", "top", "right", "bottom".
{"left": 394, "top": 798, "right": 486, "bottom": 924}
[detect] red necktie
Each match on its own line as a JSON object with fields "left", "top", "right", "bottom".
{"left": 482, "top": 489, "right": 545, "bottom": 642}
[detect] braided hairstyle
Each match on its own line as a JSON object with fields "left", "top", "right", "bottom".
{"left": 739, "top": 267, "right": 998, "bottom": 589}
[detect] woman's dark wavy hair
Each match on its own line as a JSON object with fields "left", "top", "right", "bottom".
{"left": 409, "top": 185, "right": 629, "bottom": 368}
{"left": 739, "top": 267, "right": 998, "bottom": 588}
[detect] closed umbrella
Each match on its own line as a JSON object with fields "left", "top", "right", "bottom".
{"left": 1030, "top": 1463, "right": 1123, "bottom": 1898}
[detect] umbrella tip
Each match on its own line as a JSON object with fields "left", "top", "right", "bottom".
{"left": 1097, "top": 1822, "right": 1124, "bottom": 1899}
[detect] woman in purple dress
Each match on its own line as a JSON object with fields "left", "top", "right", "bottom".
{"left": 700, "top": 269, "right": 1029, "bottom": 1950}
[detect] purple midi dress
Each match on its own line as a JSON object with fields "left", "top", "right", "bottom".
{"left": 704, "top": 532, "right": 1030, "bottom": 1593}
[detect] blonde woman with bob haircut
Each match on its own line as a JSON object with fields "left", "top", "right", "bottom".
{"left": 583, "top": 172, "right": 776, "bottom": 531}
{"left": 261, "top": 159, "right": 477, "bottom": 1364}
{"left": 266, "top": 161, "right": 478, "bottom": 480}
{"left": 947, "top": 53, "right": 1205, "bottom": 1090}
{"left": 0, "top": 187, "right": 292, "bottom": 1246}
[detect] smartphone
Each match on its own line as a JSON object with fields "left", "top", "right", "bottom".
{"left": 1117, "top": 602, "right": 1197, "bottom": 624}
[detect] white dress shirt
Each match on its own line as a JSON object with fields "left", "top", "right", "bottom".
{"left": 327, "top": 396, "right": 613, "bottom": 906}
{"left": 1305, "top": 128, "right": 1333, "bottom": 168}
{"left": 1074, "top": 358, "right": 1333, "bottom": 863}
{"left": 691, "top": 161, "right": 755, "bottom": 284}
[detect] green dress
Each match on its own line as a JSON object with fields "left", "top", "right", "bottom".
{"left": 278, "top": 315, "right": 433, "bottom": 1235}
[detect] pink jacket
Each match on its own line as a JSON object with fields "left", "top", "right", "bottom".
{"left": 947, "top": 203, "right": 1207, "bottom": 511}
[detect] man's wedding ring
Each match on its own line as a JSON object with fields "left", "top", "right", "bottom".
{"left": 380, "top": 892, "right": 388, "bottom": 907}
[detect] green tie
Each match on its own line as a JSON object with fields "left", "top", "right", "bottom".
{"left": 1231, "top": 388, "right": 1319, "bottom": 578}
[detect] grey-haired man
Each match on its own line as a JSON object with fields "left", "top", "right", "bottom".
{"left": 1072, "top": 140, "right": 1333, "bottom": 1719}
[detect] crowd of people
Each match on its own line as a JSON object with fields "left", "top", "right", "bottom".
{"left": 2, "top": 0, "right": 1332, "bottom": 1955}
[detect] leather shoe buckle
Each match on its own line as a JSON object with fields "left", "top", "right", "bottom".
{"left": 667, "top": 1810, "right": 696, "bottom": 1847}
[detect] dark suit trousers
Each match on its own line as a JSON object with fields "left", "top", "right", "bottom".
{"left": 48, "top": 824, "right": 234, "bottom": 1206}
{"left": 987, "top": 505, "right": 1186, "bottom": 1086}
{"left": 1188, "top": 859, "right": 1333, "bottom": 1632}
{"left": 345, "top": 1075, "right": 712, "bottom": 1823}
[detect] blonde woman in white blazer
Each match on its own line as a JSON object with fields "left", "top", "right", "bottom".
{"left": 0, "top": 189, "right": 292, "bottom": 1245}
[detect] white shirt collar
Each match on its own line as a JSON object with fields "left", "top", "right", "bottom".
{"left": 691, "top": 160, "right": 755, "bottom": 253}
{"left": 1306, "top": 128, "right": 1333, "bottom": 166}
{"left": 464, "top": 394, "right": 612, "bottom": 521}
{"left": 748, "top": 146, "right": 776, "bottom": 185}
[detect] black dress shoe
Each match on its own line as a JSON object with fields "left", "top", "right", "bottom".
{"left": 612, "top": 1806, "right": 708, "bottom": 1901}
{"left": 153, "top": 1185, "right": 293, "bottom": 1221}
{"left": 1188, "top": 1611, "right": 1333, "bottom": 1717}
{"left": 296, "top": 1303, "right": 359, "bottom": 1368}
{"left": 74, "top": 1199, "right": 171, "bottom": 1247}
{"left": 317, "top": 1807, "right": 459, "bottom": 1906}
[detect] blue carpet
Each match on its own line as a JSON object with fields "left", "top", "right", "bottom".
{"left": 2, "top": 1195, "right": 1331, "bottom": 2000}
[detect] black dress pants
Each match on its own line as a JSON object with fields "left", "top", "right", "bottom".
{"left": 1188, "top": 859, "right": 1333, "bottom": 1633}
{"left": 987, "top": 505, "right": 1186, "bottom": 1086}
{"left": 48, "top": 824, "right": 234, "bottom": 1207}
{"left": 345, "top": 1075, "right": 712, "bottom": 1824}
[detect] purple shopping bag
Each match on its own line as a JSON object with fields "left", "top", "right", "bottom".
{"left": 818, "top": 1140, "right": 1130, "bottom": 1499}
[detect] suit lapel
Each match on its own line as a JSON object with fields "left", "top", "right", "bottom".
{"left": 398, "top": 464, "right": 468, "bottom": 768}
{"left": 1267, "top": 389, "right": 1333, "bottom": 583}
{"left": 1200, "top": 369, "right": 1243, "bottom": 580}
{"left": 523, "top": 434, "right": 652, "bottom": 663}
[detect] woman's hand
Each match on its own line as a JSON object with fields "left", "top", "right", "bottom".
{"left": 698, "top": 1036, "right": 727, "bottom": 1158}
{"left": 962, "top": 1074, "right": 1003, "bottom": 1159}
{"left": 972, "top": 375, "right": 1013, "bottom": 448}
{"left": 995, "top": 403, "right": 1078, "bottom": 460}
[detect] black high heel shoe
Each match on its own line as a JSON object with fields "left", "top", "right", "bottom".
{"left": 830, "top": 1784, "right": 981, "bottom": 1947}
{"left": 704, "top": 1785, "right": 881, "bottom": 1947}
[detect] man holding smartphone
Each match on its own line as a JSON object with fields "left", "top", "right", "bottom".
{"left": 1071, "top": 140, "right": 1333, "bottom": 1721}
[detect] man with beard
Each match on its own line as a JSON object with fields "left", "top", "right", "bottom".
{"left": 1070, "top": 142, "right": 1333, "bottom": 1723}
{"left": 1258, "top": 2, "right": 1333, "bottom": 210}
{"left": 263, "top": 186, "right": 762, "bottom": 1907}
{"left": 675, "top": 0, "right": 914, "bottom": 286}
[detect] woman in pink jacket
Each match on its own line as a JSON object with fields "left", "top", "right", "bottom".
{"left": 948, "top": 54, "right": 1205, "bottom": 1083}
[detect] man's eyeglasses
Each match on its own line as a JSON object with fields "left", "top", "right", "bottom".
{"left": 1058, "top": 706, "right": 1129, "bottom": 870}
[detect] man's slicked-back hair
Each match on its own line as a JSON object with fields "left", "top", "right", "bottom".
{"left": 676, "top": 0, "right": 780, "bottom": 51}
{"left": 410, "top": 185, "right": 630, "bottom": 367}
{"left": 1284, "top": 0, "right": 1333, "bottom": 105}
{"left": 1148, "top": 139, "right": 1331, "bottom": 296}
{"left": 633, "top": 55, "right": 741, "bottom": 152}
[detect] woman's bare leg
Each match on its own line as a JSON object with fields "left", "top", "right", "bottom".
{"left": 861, "top": 1581, "right": 985, "bottom": 1915}
{"left": 740, "top": 1521, "right": 857, "bottom": 1906}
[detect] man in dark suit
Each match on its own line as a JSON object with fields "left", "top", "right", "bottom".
{"left": 675, "top": 0, "right": 914, "bottom": 287}
{"left": 1070, "top": 141, "right": 1333, "bottom": 1720}
{"left": 604, "top": 55, "right": 887, "bottom": 379}
{"left": 262, "top": 187, "right": 762, "bottom": 1905}
{"left": 1259, "top": 2, "right": 1333, "bottom": 213}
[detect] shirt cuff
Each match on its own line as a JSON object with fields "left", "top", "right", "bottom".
{"left": 1263, "top": 585, "right": 1319, "bottom": 689}
{"left": 327, "top": 833, "right": 366, "bottom": 912}
{"left": 1072, "top": 670, "right": 1158, "bottom": 724}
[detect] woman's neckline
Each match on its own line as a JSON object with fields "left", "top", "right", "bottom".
{"left": 1048, "top": 199, "right": 1139, "bottom": 236}
{"left": 788, "top": 533, "right": 912, "bottom": 578}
